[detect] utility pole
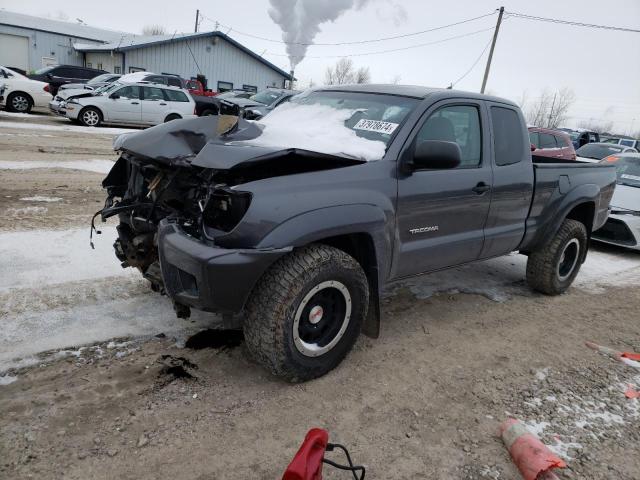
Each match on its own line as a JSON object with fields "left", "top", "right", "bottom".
{"left": 547, "top": 92, "right": 557, "bottom": 128}
{"left": 194, "top": 9, "right": 199, "bottom": 33}
{"left": 481, "top": 6, "right": 504, "bottom": 94}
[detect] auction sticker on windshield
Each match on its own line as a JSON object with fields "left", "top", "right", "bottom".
{"left": 353, "top": 119, "right": 399, "bottom": 134}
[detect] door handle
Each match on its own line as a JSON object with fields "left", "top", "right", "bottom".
{"left": 131, "top": 101, "right": 139, "bottom": 105}
{"left": 159, "top": 103, "right": 167, "bottom": 105}
{"left": 472, "top": 182, "right": 491, "bottom": 194}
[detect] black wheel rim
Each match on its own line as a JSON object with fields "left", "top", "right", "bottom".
{"left": 293, "top": 280, "right": 352, "bottom": 357}
{"left": 557, "top": 238, "right": 580, "bottom": 281}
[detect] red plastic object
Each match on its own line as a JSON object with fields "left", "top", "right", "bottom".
{"left": 500, "top": 419, "right": 566, "bottom": 480}
{"left": 282, "top": 428, "right": 329, "bottom": 480}
{"left": 625, "top": 385, "right": 640, "bottom": 399}
{"left": 622, "top": 352, "right": 640, "bottom": 362}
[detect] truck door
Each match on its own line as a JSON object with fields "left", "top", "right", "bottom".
{"left": 479, "top": 104, "right": 533, "bottom": 258}
{"left": 393, "top": 101, "right": 492, "bottom": 278}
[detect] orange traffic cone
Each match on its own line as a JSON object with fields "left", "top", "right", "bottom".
{"left": 500, "top": 419, "right": 566, "bottom": 480}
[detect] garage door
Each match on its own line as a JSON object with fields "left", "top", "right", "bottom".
{"left": 0, "top": 34, "right": 29, "bottom": 71}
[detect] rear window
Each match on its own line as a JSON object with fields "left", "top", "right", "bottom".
{"left": 164, "top": 89, "right": 189, "bottom": 102}
{"left": 576, "top": 143, "right": 625, "bottom": 160}
{"left": 554, "top": 135, "right": 567, "bottom": 147}
{"left": 491, "top": 107, "right": 525, "bottom": 166}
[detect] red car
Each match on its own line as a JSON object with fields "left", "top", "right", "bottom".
{"left": 528, "top": 127, "right": 576, "bottom": 160}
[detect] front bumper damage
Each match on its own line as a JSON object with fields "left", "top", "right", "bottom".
{"left": 157, "top": 220, "right": 290, "bottom": 314}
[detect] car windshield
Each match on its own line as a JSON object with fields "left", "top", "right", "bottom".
{"left": 88, "top": 74, "right": 115, "bottom": 84}
{"left": 576, "top": 143, "right": 624, "bottom": 160}
{"left": 250, "top": 90, "right": 282, "bottom": 106}
{"left": 609, "top": 157, "right": 640, "bottom": 188}
{"left": 33, "top": 66, "right": 56, "bottom": 75}
{"left": 101, "top": 82, "right": 123, "bottom": 95}
{"left": 290, "top": 90, "right": 419, "bottom": 146}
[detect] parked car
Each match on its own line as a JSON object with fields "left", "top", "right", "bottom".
{"left": 28, "top": 65, "right": 108, "bottom": 96}
{"left": 7, "top": 66, "right": 27, "bottom": 76}
{"left": 567, "top": 129, "right": 600, "bottom": 149}
{"left": 575, "top": 142, "right": 638, "bottom": 163}
{"left": 528, "top": 127, "right": 576, "bottom": 160}
{"left": 0, "top": 81, "right": 5, "bottom": 103}
{"left": 49, "top": 82, "right": 115, "bottom": 116}
{"left": 99, "top": 85, "right": 616, "bottom": 381}
{"left": 58, "top": 73, "right": 121, "bottom": 92}
{"left": 243, "top": 88, "right": 301, "bottom": 119}
{"left": 0, "top": 65, "right": 52, "bottom": 113}
{"left": 601, "top": 137, "right": 640, "bottom": 149}
{"left": 592, "top": 153, "right": 640, "bottom": 250}
{"left": 62, "top": 82, "right": 196, "bottom": 127}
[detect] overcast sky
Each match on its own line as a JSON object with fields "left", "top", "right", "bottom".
{"left": 4, "top": 0, "right": 639, "bottom": 133}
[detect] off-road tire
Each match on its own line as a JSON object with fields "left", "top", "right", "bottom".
{"left": 78, "top": 107, "right": 102, "bottom": 127}
{"left": 526, "top": 219, "right": 588, "bottom": 295}
{"left": 244, "top": 244, "right": 369, "bottom": 382}
{"left": 6, "top": 92, "right": 33, "bottom": 113}
{"left": 164, "top": 113, "right": 182, "bottom": 123}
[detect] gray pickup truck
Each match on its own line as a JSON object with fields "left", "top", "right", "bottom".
{"left": 100, "top": 85, "right": 616, "bottom": 381}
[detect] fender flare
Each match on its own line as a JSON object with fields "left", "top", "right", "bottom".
{"left": 256, "top": 204, "right": 393, "bottom": 338}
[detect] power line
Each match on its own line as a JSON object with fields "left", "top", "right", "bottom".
{"left": 200, "top": 11, "right": 497, "bottom": 46}
{"left": 450, "top": 36, "right": 494, "bottom": 88}
{"left": 505, "top": 11, "right": 640, "bottom": 33}
{"left": 263, "top": 26, "right": 497, "bottom": 59}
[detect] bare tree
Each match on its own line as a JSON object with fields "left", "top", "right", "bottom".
{"left": 142, "top": 25, "right": 166, "bottom": 36}
{"left": 523, "top": 87, "right": 575, "bottom": 128}
{"left": 324, "top": 58, "right": 371, "bottom": 85}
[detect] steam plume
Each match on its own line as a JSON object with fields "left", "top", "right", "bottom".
{"left": 268, "top": 0, "right": 371, "bottom": 69}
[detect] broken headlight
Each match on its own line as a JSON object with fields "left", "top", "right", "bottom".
{"left": 202, "top": 188, "right": 252, "bottom": 233}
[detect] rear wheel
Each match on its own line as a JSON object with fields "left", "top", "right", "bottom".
{"left": 6, "top": 92, "right": 33, "bottom": 113}
{"left": 526, "top": 219, "right": 588, "bottom": 295}
{"left": 244, "top": 244, "right": 369, "bottom": 382}
{"left": 79, "top": 107, "right": 102, "bottom": 127}
{"left": 200, "top": 108, "right": 217, "bottom": 116}
{"left": 164, "top": 113, "right": 181, "bottom": 123}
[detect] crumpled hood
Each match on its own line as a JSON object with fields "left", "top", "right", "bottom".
{"left": 112, "top": 115, "right": 365, "bottom": 170}
{"left": 611, "top": 184, "right": 640, "bottom": 212}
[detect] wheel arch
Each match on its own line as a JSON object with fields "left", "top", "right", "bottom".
{"left": 7, "top": 90, "right": 34, "bottom": 109}
{"left": 164, "top": 112, "right": 182, "bottom": 122}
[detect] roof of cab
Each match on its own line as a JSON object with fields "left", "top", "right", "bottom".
{"left": 313, "top": 84, "right": 518, "bottom": 106}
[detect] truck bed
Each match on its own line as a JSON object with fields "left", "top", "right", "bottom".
{"left": 520, "top": 155, "right": 617, "bottom": 251}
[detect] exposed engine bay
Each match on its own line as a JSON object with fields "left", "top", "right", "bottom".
{"left": 98, "top": 115, "right": 365, "bottom": 300}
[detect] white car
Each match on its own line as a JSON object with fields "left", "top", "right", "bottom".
{"left": 49, "top": 83, "right": 114, "bottom": 116}
{"left": 592, "top": 153, "right": 640, "bottom": 250}
{"left": 63, "top": 82, "right": 196, "bottom": 127}
{"left": 0, "top": 65, "right": 52, "bottom": 113}
{"left": 575, "top": 142, "right": 638, "bottom": 163}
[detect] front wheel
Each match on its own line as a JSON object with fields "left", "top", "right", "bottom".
{"left": 78, "top": 107, "right": 102, "bottom": 127}
{"left": 244, "top": 245, "right": 369, "bottom": 382}
{"left": 526, "top": 219, "right": 588, "bottom": 295}
{"left": 164, "top": 113, "right": 181, "bottom": 123}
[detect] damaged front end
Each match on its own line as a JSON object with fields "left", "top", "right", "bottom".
{"left": 98, "top": 115, "right": 364, "bottom": 317}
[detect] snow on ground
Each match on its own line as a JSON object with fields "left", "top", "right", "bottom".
{"left": 1, "top": 225, "right": 639, "bottom": 372}
{"left": 20, "top": 195, "right": 63, "bottom": 202}
{"left": 0, "top": 159, "right": 115, "bottom": 174}
{"left": 391, "top": 248, "right": 640, "bottom": 302}
{"left": 0, "top": 227, "right": 132, "bottom": 292}
{"left": 0, "top": 120, "right": 138, "bottom": 135}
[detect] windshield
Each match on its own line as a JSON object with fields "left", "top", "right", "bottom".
{"left": 34, "top": 66, "right": 56, "bottom": 75}
{"left": 88, "top": 74, "right": 115, "bottom": 84}
{"left": 290, "top": 90, "right": 418, "bottom": 146}
{"left": 608, "top": 156, "right": 640, "bottom": 188}
{"left": 250, "top": 90, "right": 283, "bottom": 106}
{"left": 576, "top": 143, "right": 624, "bottom": 160}
{"left": 101, "top": 82, "right": 123, "bottom": 95}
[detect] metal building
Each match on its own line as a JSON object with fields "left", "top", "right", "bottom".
{"left": 0, "top": 10, "right": 122, "bottom": 72}
{"left": 73, "top": 32, "right": 293, "bottom": 92}
{"left": 0, "top": 10, "right": 292, "bottom": 91}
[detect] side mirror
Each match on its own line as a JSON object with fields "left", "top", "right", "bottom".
{"left": 410, "top": 140, "right": 461, "bottom": 171}
{"left": 530, "top": 143, "right": 536, "bottom": 152}
{"left": 244, "top": 108, "right": 262, "bottom": 120}
{"left": 110, "top": 93, "right": 120, "bottom": 100}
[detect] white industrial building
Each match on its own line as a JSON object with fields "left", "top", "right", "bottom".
{"left": 0, "top": 10, "right": 292, "bottom": 91}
